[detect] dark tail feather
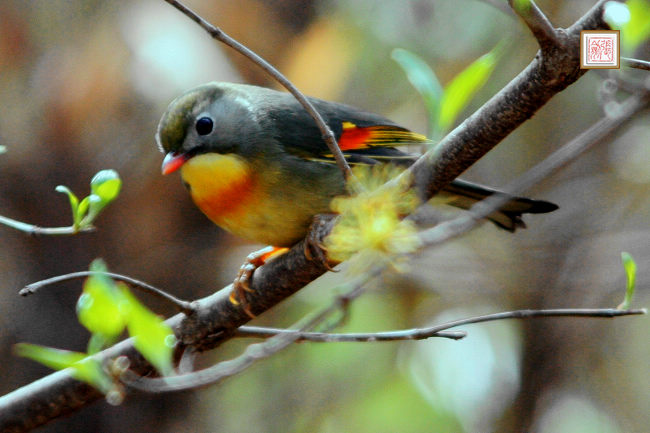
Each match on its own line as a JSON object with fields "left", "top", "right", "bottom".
{"left": 442, "top": 179, "right": 558, "bottom": 232}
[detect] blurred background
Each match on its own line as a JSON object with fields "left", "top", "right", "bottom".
{"left": 0, "top": 0, "right": 648, "bottom": 432}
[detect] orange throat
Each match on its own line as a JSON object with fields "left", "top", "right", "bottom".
{"left": 180, "top": 153, "right": 256, "bottom": 226}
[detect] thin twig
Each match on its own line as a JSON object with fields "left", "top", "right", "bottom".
{"left": 162, "top": 0, "right": 353, "bottom": 180}
{"left": 0, "top": 214, "right": 94, "bottom": 236}
{"left": 238, "top": 306, "right": 646, "bottom": 342}
{"left": 235, "top": 325, "right": 467, "bottom": 341}
{"left": 20, "top": 271, "right": 195, "bottom": 315}
{"left": 426, "top": 308, "right": 646, "bottom": 330}
{"left": 622, "top": 57, "right": 650, "bottom": 71}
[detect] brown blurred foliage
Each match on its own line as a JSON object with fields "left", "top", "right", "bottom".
{"left": 0, "top": 1, "right": 648, "bottom": 432}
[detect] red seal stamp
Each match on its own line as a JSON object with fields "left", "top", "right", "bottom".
{"left": 580, "top": 30, "right": 620, "bottom": 69}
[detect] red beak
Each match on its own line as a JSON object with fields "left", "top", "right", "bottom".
{"left": 161, "top": 152, "right": 188, "bottom": 175}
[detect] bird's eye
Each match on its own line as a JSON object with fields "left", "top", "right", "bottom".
{"left": 195, "top": 117, "right": 214, "bottom": 135}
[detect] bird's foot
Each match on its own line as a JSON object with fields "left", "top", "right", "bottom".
{"left": 230, "top": 246, "right": 289, "bottom": 318}
{"left": 304, "top": 214, "right": 338, "bottom": 272}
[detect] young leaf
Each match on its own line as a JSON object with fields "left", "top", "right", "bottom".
{"left": 392, "top": 48, "right": 443, "bottom": 134}
{"left": 123, "top": 288, "right": 176, "bottom": 377}
{"left": 55, "top": 185, "right": 81, "bottom": 228}
{"left": 617, "top": 251, "right": 637, "bottom": 310}
{"left": 77, "top": 196, "right": 91, "bottom": 224}
{"left": 81, "top": 194, "right": 103, "bottom": 226}
{"left": 76, "top": 259, "right": 128, "bottom": 343}
{"left": 90, "top": 169, "right": 122, "bottom": 204}
{"left": 438, "top": 42, "right": 503, "bottom": 133}
{"left": 81, "top": 170, "right": 121, "bottom": 227}
{"left": 14, "top": 343, "right": 113, "bottom": 394}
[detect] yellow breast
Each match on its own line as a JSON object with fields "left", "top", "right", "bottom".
{"left": 179, "top": 152, "right": 334, "bottom": 246}
{"left": 180, "top": 153, "right": 257, "bottom": 229}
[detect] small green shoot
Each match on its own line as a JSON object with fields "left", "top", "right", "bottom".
{"left": 0, "top": 169, "right": 121, "bottom": 235}
{"left": 0, "top": 145, "right": 6, "bottom": 154}
{"left": 57, "top": 169, "right": 122, "bottom": 232}
{"left": 617, "top": 252, "right": 637, "bottom": 310}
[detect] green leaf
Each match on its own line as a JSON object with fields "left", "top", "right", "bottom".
{"left": 55, "top": 185, "right": 81, "bottom": 228}
{"left": 15, "top": 342, "right": 86, "bottom": 370}
{"left": 439, "top": 42, "right": 503, "bottom": 133}
{"left": 76, "top": 196, "right": 91, "bottom": 226}
{"left": 0, "top": 145, "right": 6, "bottom": 154}
{"left": 76, "top": 259, "right": 128, "bottom": 343}
{"left": 14, "top": 343, "right": 113, "bottom": 393}
{"left": 617, "top": 252, "right": 637, "bottom": 310}
{"left": 392, "top": 48, "right": 443, "bottom": 135}
{"left": 90, "top": 169, "right": 122, "bottom": 203}
{"left": 123, "top": 289, "right": 175, "bottom": 377}
{"left": 82, "top": 194, "right": 103, "bottom": 225}
{"left": 80, "top": 170, "right": 121, "bottom": 227}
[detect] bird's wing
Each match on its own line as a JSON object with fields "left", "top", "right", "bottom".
{"left": 267, "top": 94, "right": 428, "bottom": 165}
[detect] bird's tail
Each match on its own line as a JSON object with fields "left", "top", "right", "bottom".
{"left": 439, "top": 179, "right": 558, "bottom": 232}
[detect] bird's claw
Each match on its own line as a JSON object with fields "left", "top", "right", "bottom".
{"left": 304, "top": 215, "right": 338, "bottom": 272}
{"left": 229, "top": 246, "right": 287, "bottom": 318}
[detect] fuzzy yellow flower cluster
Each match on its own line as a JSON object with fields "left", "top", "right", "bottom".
{"left": 326, "top": 165, "right": 422, "bottom": 272}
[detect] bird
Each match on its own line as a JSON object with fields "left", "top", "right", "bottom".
{"left": 156, "top": 82, "right": 557, "bottom": 312}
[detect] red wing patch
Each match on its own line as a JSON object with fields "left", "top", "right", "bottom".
{"left": 338, "top": 121, "right": 427, "bottom": 151}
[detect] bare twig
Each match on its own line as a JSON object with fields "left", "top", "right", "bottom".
{"left": 239, "top": 306, "right": 646, "bottom": 342}
{"left": 0, "top": 214, "right": 94, "bottom": 236}
{"left": 622, "top": 57, "right": 650, "bottom": 71}
{"left": 236, "top": 325, "right": 467, "bottom": 341}
{"left": 20, "top": 271, "right": 195, "bottom": 315}
{"left": 161, "top": 0, "right": 352, "bottom": 180}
